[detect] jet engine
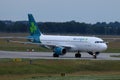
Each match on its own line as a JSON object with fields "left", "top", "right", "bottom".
{"left": 54, "top": 47, "right": 66, "bottom": 55}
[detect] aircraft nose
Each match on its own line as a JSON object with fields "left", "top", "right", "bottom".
{"left": 102, "top": 44, "right": 107, "bottom": 51}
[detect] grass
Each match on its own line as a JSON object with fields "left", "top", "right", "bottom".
{"left": 0, "top": 59, "right": 120, "bottom": 80}
{"left": 1, "top": 74, "right": 120, "bottom": 80}
{"left": 104, "top": 39, "right": 120, "bottom": 53}
{"left": 0, "top": 59, "right": 120, "bottom": 75}
{"left": 20, "top": 75, "right": 120, "bottom": 80}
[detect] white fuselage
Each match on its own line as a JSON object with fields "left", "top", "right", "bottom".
{"left": 40, "top": 35, "right": 107, "bottom": 52}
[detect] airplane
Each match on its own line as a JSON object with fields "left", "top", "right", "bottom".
{"left": 25, "top": 14, "right": 107, "bottom": 59}
{"left": 0, "top": 14, "right": 107, "bottom": 59}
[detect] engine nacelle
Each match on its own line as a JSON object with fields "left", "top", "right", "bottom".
{"left": 54, "top": 47, "right": 66, "bottom": 55}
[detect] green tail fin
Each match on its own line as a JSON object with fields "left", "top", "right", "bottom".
{"left": 28, "top": 14, "right": 41, "bottom": 36}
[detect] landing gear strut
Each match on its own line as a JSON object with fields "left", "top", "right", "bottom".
{"left": 93, "top": 53, "right": 97, "bottom": 59}
{"left": 75, "top": 51, "right": 81, "bottom": 58}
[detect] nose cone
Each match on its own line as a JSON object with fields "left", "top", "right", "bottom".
{"left": 101, "top": 44, "right": 108, "bottom": 51}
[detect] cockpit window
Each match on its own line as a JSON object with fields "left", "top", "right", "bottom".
{"left": 95, "top": 41, "right": 104, "bottom": 43}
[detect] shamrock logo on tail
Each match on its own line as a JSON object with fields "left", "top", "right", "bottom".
{"left": 30, "top": 22, "right": 37, "bottom": 34}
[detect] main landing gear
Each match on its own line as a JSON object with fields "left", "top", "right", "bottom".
{"left": 75, "top": 51, "right": 99, "bottom": 59}
{"left": 75, "top": 51, "right": 81, "bottom": 58}
{"left": 53, "top": 51, "right": 99, "bottom": 59}
{"left": 53, "top": 53, "right": 59, "bottom": 57}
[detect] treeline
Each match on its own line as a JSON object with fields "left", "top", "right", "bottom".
{"left": 0, "top": 20, "right": 120, "bottom": 35}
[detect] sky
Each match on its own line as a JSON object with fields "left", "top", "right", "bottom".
{"left": 0, "top": 0, "right": 120, "bottom": 23}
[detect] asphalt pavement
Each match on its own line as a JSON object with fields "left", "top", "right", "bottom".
{"left": 0, "top": 51, "right": 120, "bottom": 60}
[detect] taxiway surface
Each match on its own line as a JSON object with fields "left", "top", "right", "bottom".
{"left": 0, "top": 51, "right": 120, "bottom": 60}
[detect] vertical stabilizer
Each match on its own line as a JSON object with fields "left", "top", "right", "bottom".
{"left": 28, "top": 14, "right": 41, "bottom": 43}
{"left": 28, "top": 14, "right": 42, "bottom": 36}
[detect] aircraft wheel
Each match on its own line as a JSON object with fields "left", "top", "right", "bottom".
{"left": 75, "top": 53, "right": 81, "bottom": 58}
{"left": 53, "top": 53, "right": 59, "bottom": 57}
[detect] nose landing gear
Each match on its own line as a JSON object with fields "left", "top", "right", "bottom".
{"left": 88, "top": 52, "right": 100, "bottom": 59}
{"left": 93, "top": 53, "right": 97, "bottom": 59}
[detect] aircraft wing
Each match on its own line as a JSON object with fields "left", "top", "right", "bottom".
{"left": 8, "top": 40, "right": 73, "bottom": 49}
{"left": 40, "top": 43, "right": 74, "bottom": 49}
{"left": 8, "top": 40, "right": 39, "bottom": 44}
{"left": 0, "top": 37, "right": 27, "bottom": 39}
